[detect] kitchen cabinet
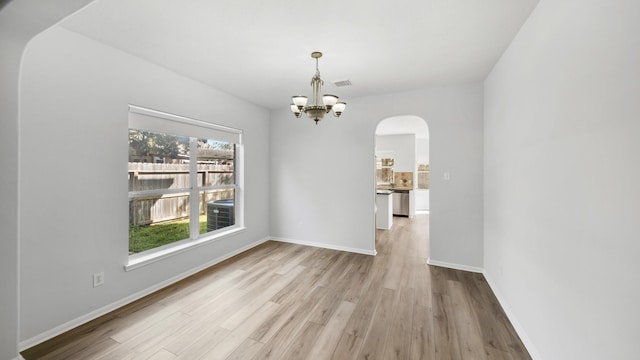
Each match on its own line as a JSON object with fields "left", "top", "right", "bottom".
{"left": 376, "top": 190, "right": 393, "bottom": 229}
{"left": 376, "top": 157, "right": 394, "bottom": 185}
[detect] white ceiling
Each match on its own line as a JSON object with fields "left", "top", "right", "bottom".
{"left": 60, "top": 0, "right": 539, "bottom": 110}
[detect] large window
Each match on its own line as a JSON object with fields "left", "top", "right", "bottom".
{"left": 127, "top": 106, "right": 242, "bottom": 263}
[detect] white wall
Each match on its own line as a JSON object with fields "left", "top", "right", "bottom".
{"left": 376, "top": 134, "right": 416, "bottom": 174}
{"left": 270, "top": 84, "right": 483, "bottom": 269}
{"left": 0, "top": 2, "right": 95, "bottom": 359}
{"left": 484, "top": 1, "right": 640, "bottom": 359}
{"left": 18, "top": 26, "right": 270, "bottom": 344}
{"left": 416, "top": 138, "right": 429, "bottom": 166}
{"left": 0, "top": 18, "right": 26, "bottom": 360}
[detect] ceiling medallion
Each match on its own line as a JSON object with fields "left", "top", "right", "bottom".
{"left": 290, "top": 52, "right": 346, "bottom": 124}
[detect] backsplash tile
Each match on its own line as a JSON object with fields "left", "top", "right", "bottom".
{"left": 394, "top": 172, "right": 413, "bottom": 188}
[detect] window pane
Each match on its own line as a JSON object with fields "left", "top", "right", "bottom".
{"left": 128, "top": 123, "right": 240, "bottom": 256}
{"left": 417, "top": 164, "right": 430, "bottom": 189}
{"left": 128, "top": 195, "right": 191, "bottom": 254}
{"left": 197, "top": 140, "right": 235, "bottom": 187}
{"left": 128, "top": 129, "right": 191, "bottom": 192}
{"left": 200, "top": 189, "right": 235, "bottom": 234}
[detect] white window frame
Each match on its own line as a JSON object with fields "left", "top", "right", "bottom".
{"left": 125, "top": 105, "right": 245, "bottom": 271}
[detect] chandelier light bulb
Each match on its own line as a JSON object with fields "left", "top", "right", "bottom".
{"left": 290, "top": 104, "right": 301, "bottom": 117}
{"left": 322, "top": 94, "right": 339, "bottom": 110}
{"left": 292, "top": 96, "right": 308, "bottom": 110}
{"left": 333, "top": 102, "right": 346, "bottom": 117}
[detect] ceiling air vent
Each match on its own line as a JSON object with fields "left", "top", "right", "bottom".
{"left": 333, "top": 79, "right": 352, "bottom": 87}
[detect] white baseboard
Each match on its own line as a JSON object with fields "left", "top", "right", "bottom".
{"left": 271, "top": 236, "right": 377, "bottom": 256}
{"left": 19, "top": 237, "right": 270, "bottom": 350}
{"left": 426, "top": 258, "right": 483, "bottom": 273}
{"left": 483, "top": 270, "right": 542, "bottom": 360}
{"left": 427, "top": 259, "right": 541, "bottom": 359}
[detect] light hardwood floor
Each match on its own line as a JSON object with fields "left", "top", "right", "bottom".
{"left": 23, "top": 215, "right": 531, "bottom": 359}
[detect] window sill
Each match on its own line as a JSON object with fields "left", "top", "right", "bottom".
{"left": 125, "top": 226, "right": 246, "bottom": 272}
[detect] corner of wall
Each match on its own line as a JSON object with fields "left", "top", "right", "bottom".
{"left": 482, "top": 269, "right": 542, "bottom": 360}
{"left": 426, "top": 258, "right": 483, "bottom": 273}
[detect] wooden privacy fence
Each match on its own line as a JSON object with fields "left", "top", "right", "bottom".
{"left": 128, "top": 162, "right": 234, "bottom": 226}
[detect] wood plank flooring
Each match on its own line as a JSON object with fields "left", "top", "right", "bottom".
{"left": 23, "top": 215, "right": 531, "bottom": 359}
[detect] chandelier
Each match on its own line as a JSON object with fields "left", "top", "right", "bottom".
{"left": 290, "top": 52, "right": 346, "bottom": 124}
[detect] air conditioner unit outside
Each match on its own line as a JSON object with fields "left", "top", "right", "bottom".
{"left": 206, "top": 199, "right": 235, "bottom": 232}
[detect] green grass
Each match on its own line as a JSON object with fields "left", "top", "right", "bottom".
{"left": 129, "top": 215, "right": 207, "bottom": 253}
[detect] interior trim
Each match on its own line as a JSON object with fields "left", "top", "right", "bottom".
{"left": 483, "top": 270, "right": 542, "bottom": 360}
{"left": 19, "top": 236, "right": 270, "bottom": 350}
{"left": 426, "top": 258, "right": 483, "bottom": 273}
{"left": 271, "top": 236, "right": 377, "bottom": 256}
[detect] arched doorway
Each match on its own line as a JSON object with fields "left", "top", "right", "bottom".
{"left": 374, "top": 115, "right": 429, "bottom": 252}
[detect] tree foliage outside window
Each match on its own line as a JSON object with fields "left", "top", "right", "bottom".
{"left": 129, "top": 129, "right": 189, "bottom": 159}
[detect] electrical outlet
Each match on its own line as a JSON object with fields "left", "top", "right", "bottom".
{"left": 93, "top": 272, "right": 104, "bottom": 288}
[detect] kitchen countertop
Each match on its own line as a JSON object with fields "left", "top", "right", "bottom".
{"left": 376, "top": 185, "right": 414, "bottom": 192}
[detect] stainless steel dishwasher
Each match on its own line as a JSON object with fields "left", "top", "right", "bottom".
{"left": 392, "top": 190, "right": 410, "bottom": 216}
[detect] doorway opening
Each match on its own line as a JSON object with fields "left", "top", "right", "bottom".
{"left": 374, "top": 115, "right": 429, "bottom": 255}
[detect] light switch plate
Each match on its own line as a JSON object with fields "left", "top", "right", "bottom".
{"left": 93, "top": 272, "right": 104, "bottom": 287}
